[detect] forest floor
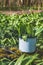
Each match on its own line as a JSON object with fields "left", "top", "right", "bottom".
{"left": 0, "top": 10, "right": 43, "bottom": 15}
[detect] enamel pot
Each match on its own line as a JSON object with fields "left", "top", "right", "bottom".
{"left": 19, "top": 38, "right": 36, "bottom": 53}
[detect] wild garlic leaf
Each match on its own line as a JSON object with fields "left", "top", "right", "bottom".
{"left": 15, "top": 54, "right": 25, "bottom": 65}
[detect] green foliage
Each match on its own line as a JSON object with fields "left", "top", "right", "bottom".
{"left": 0, "top": 14, "right": 19, "bottom": 47}
{"left": 15, "top": 54, "right": 39, "bottom": 65}
{"left": 15, "top": 54, "right": 25, "bottom": 65}
{"left": 0, "top": 53, "right": 43, "bottom": 65}
{"left": 0, "top": 12, "right": 43, "bottom": 65}
{"left": 25, "top": 54, "right": 38, "bottom": 65}
{"left": 0, "top": 12, "right": 43, "bottom": 46}
{"left": 0, "top": 58, "right": 10, "bottom": 65}
{"left": 14, "top": 13, "right": 43, "bottom": 40}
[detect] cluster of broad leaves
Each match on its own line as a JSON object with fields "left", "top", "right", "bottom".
{"left": 0, "top": 54, "right": 43, "bottom": 65}
{"left": 0, "top": 12, "right": 43, "bottom": 65}
{"left": 0, "top": 14, "right": 19, "bottom": 47}
{"left": 0, "top": 12, "right": 43, "bottom": 48}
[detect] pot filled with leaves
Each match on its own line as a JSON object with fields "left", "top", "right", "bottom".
{"left": 19, "top": 22, "right": 37, "bottom": 53}
{"left": 14, "top": 14, "right": 37, "bottom": 53}
{"left": 14, "top": 13, "right": 43, "bottom": 53}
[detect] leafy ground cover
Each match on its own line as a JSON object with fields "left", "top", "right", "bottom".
{"left": 0, "top": 12, "right": 43, "bottom": 65}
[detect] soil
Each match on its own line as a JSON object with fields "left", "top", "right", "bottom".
{"left": 0, "top": 10, "right": 43, "bottom": 15}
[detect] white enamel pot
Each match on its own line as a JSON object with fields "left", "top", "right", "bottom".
{"left": 19, "top": 38, "right": 36, "bottom": 53}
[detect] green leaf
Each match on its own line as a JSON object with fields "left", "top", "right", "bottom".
{"left": 25, "top": 54, "right": 38, "bottom": 65}
{"left": 15, "top": 54, "right": 25, "bottom": 65}
{"left": 22, "top": 35, "right": 27, "bottom": 41}
{"left": 35, "top": 26, "right": 43, "bottom": 36}
{"left": 40, "top": 46, "right": 43, "bottom": 49}
{"left": 8, "top": 59, "right": 17, "bottom": 65}
{"left": 36, "top": 62, "right": 43, "bottom": 65}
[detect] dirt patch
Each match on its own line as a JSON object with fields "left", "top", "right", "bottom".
{"left": 0, "top": 10, "right": 43, "bottom": 15}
